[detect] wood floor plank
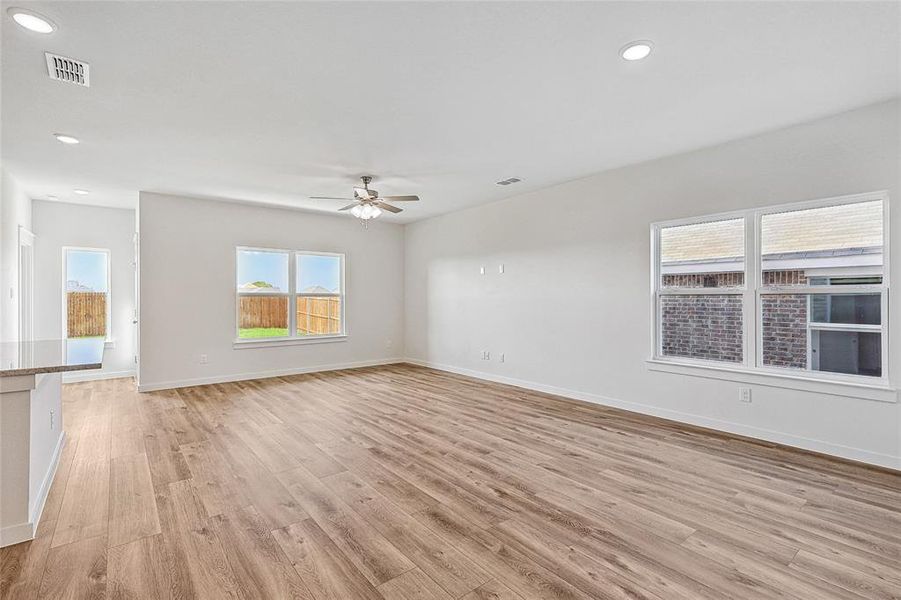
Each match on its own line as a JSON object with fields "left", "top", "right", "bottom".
{"left": 111, "top": 412, "right": 145, "bottom": 459}
{"left": 210, "top": 425, "right": 310, "bottom": 529}
{"left": 108, "top": 452, "right": 161, "bottom": 548}
{"left": 324, "top": 469, "right": 492, "bottom": 598}
{"left": 272, "top": 518, "right": 385, "bottom": 600}
{"left": 51, "top": 457, "right": 110, "bottom": 548}
{"left": 460, "top": 579, "right": 526, "bottom": 600}
{"left": 107, "top": 533, "right": 171, "bottom": 600}
{"left": 276, "top": 464, "right": 415, "bottom": 586}
{"left": 1, "top": 532, "right": 53, "bottom": 599}
{"left": 154, "top": 479, "right": 243, "bottom": 599}
{"left": 209, "top": 505, "right": 314, "bottom": 600}
{"left": 142, "top": 429, "right": 191, "bottom": 488}
{"left": 38, "top": 534, "right": 107, "bottom": 600}
{"left": 9, "top": 369, "right": 897, "bottom": 599}
{"left": 378, "top": 568, "right": 454, "bottom": 600}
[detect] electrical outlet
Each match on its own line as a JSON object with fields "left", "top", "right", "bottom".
{"left": 739, "top": 387, "right": 752, "bottom": 403}
{"left": 479, "top": 266, "right": 486, "bottom": 275}
{"left": 386, "top": 339, "right": 393, "bottom": 349}
{"left": 199, "top": 354, "right": 208, "bottom": 364}
{"left": 481, "top": 350, "right": 490, "bottom": 360}
{"left": 498, "top": 264, "right": 505, "bottom": 274}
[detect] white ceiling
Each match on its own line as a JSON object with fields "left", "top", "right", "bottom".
{"left": 2, "top": 1, "right": 899, "bottom": 223}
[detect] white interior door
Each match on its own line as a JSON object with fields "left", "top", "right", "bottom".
{"left": 18, "top": 227, "right": 35, "bottom": 343}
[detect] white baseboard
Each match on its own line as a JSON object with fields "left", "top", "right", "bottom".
{"left": 404, "top": 358, "right": 900, "bottom": 471}
{"left": 30, "top": 431, "right": 65, "bottom": 526}
{"left": 63, "top": 369, "right": 136, "bottom": 383}
{"left": 0, "top": 521, "right": 34, "bottom": 548}
{"left": 136, "top": 358, "right": 404, "bottom": 392}
{"left": 0, "top": 432, "right": 65, "bottom": 548}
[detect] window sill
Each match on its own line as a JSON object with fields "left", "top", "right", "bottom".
{"left": 646, "top": 358, "right": 897, "bottom": 403}
{"left": 233, "top": 335, "right": 347, "bottom": 349}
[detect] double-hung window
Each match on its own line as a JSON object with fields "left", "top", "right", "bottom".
{"left": 652, "top": 192, "right": 889, "bottom": 386}
{"left": 236, "top": 247, "right": 345, "bottom": 342}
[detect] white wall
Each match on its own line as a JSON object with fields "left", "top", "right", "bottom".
{"left": 32, "top": 201, "right": 137, "bottom": 380}
{"left": 138, "top": 192, "right": 405, "bottom": 390}
{"left": 405, "top": 100, "right": 901, "bottom": 469}
{"left": 0, "top": 169, "right": 33, "bottom": 343}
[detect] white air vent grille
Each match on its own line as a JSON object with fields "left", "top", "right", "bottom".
{"left": 45, "top": 53, "right": 90, "bottom": 87}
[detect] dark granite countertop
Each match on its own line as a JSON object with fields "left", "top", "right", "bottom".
{"left": 0, "top": 339, "right": 105, "bottom": 377}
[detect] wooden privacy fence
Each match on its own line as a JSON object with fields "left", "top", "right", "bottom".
{"left": 239, "top": 295, "right": 341, "bottom": 335}
{"left": 67, "top": 291, "right": 106, "bottom": 337}
{"left": 297, "top": 296, "right": 342, "bottom": 335}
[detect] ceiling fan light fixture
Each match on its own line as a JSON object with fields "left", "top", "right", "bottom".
{"left": 358, "top": 204, "right": 381, "bottom": 220}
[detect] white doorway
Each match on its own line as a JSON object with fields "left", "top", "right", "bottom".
{"left": 18, "top": 226, "right": 34, "bottom": 342}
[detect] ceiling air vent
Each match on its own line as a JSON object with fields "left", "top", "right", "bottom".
{"left": 45, "top": 53, "right": 90, "bottom": 87}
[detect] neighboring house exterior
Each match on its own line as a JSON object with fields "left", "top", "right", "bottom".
{"left": 660, "top": 201, "right": 883, "bottom": 376}
{"left": 66, "top": 279, "right": 93, "bottom": 292}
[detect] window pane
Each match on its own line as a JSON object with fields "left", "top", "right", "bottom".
{"left": 761, "top": 295, "right": 808, "bottom": 369}
{"left": 660, "top": 218, "right": 744, "bottom": 289}
{"left": 761, "top": 294, "right": 882, "bottom": 377}
{"left": 238, "top": 295, "right": 289, "bottom": 338}
{"left": 809, "top": 294, "right": 880, "bottom": 325}
{"left": 237, "top": 250, "right": 288, "bottom": 292}
{"left": 660, "top": 295, "right": 742, "bottom": 362}
{"left": 813, "top": 330, "right": 881, "bottom": 377}
{"left": 296, "top": 296, "right": 342, "bottom": 336}
{"left": 761, "top": 200, "right": 883, "bottom": 287}
{"left": 296, "top": 254, "right": 341, "bottom": 294}
{"left": 66, "top": 249, "right": 108, "bottom": 339}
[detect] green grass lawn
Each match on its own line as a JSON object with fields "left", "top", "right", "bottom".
{"left": 238, "top": 327, "right": 289, "bottom": 339}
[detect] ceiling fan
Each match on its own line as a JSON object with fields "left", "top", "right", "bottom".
{"left": 311, "top": 175, "right": 419, "bottom": 220}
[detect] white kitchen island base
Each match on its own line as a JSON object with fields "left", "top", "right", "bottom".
{"left": 0, "top": 339, "right": 103, "bottom": 548}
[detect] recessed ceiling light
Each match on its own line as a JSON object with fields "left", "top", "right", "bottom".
{"left": 54, "top": 134, "right": 79, "bottom": 145}
{"left": 73, "top": 189, "right": 89, "bottom": 195}
{"left": 620, "top": 41, "right": 653, "bottom": 61}
{"left": 7, "top": 7, "right": 56, "bottom": 34}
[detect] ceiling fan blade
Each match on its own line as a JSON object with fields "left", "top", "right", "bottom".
{"left": 338, "top": 203, "right": 359, "bottom": 211}
{"left": 310, "top": 196, "right": 354, "bottom": 200}
{"left": 379, "top": 195, "right": 419, "bottom": 202}
{"left": 354, "top": 187, "right": 372, "bottom": 200}
{"left": 375, "top": 201, "right": 403, "bottom": 213}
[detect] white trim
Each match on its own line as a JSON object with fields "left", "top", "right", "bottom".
{"left": 18, "top": 227, "right": 35, "bottom": 344}
{"left": 0, "top": 521, "right": 35, "bottom": 548}
{"left": 1, "top": 432, "right": 65, "bottom": 548}
{"left": 405, "top": 358, "right": 900, "bottom": 470}
{"left": 136, "top": 357, "right": 401, "bottom": 392}
{"left": 646, "top": 358, "right": 895, "bottom": 403}
{"left": 233, "top": 334, "right": 347, "bottom": 349}
{"left": 62, "top": 369, "right": 135, "bottom": 383}
{"left": 30, "top": 431, "right": 64, "bottom": 526}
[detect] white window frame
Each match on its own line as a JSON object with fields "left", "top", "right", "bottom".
{"left": 62, "top": 246, "right": 113, "bottom": 345}
{"left": 649, "top": 191, "right": 893, "bottom": 402}
{"left": 233, "top": 246, "right": 346, "bottom": 348}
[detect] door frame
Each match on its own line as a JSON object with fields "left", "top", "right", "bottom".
{"left": 17, "top": 226, "right": 35, "bottom": 343}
